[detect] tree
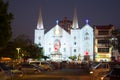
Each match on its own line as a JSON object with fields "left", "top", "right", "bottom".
{"left": 0, "top": 34, "right": 32, "bottom": 59}
{"left": 69, "top": 55, "right": 77, "bottom": 61}
{"left": 0, "top": 34, "right": 44, "bottom": 60}
{"left": 41, "top": 55, "right": 49, "bottom": 61}
{"left": 13, "top": 34, "right": 32, "bottom": 59}
{"left": 0, "top": 0, "right": 13, "bottom": 48}
{"left": 0, "top": 41, "right": 17, "bottom": 59}
{"left": 25, "top": 44, "right": 43, "bottom": 59}
{"left": 13, "top": 34, "right": 32, "bottom": 48}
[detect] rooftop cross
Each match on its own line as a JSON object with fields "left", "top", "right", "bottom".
{"left": 56, "top": 20, "right": 59, "bottom": 25}
{"left": 86, "top": 19, "right": 89, "bottom": 24}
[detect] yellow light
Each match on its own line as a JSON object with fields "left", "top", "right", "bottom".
{"left": 90, "top": 71, "right": 93, "bottom": 74}
{"left": 101, "top": 77, "right": 104, "bottom": 80}
{"left": 55, "top": 30, "right": 60, "bottom": 35}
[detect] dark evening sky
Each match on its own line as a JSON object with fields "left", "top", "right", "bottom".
{"left": 6, "top": 0, "right": 120, "bottom": 42}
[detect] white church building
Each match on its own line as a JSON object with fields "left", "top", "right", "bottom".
{"left": 34, "top": 9, "right": 94, "bottom": 61}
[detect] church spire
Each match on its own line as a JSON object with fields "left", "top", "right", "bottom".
{"left": 37, "top": 8, "right": 44, "bottom": 29}
{"left": 72, "top": 8, "right": 79, "bottom": 29}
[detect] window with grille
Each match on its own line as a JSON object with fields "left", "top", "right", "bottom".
{"left": 98, "top": 48, "right": 109, "bottom": 52}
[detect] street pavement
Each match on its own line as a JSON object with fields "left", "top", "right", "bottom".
{"left": 21, "top": 68, "right": 91, "bottom": 80}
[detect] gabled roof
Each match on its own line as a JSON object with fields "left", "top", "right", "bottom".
{"left": 45, "top": 21, "right": 70, "bottom": 36}
{"left": 81, "top": 20, "right": 93, "bottom": 30}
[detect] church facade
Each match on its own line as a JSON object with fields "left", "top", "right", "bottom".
{"left": 34, "top": 9, "right": 94, "bottom": 62}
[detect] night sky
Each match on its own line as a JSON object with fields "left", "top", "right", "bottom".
{"left": 6, "top": 0, "right": 120, "bottom": 42}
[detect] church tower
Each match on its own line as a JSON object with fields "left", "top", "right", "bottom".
{"left": 80, "top": 20, "right": 94, "bottom": 61}
{"left": 34, "top": 9, "right": 44, "bottom": 47}
{"left": 70, "top": 8, "right": 81, "bottom": 57}
{"left": 72, "top": 8, "right": 79, "bottom": 29}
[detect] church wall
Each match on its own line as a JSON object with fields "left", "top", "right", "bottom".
{"left": 44, "top": 26, "right": 71, "bottom": 61}
{"left": 34, "top": 29, "right": 44, "bottom": 47}
{"left": 70, "top": 29, "right": 81, "bottom": 57}
{"left": 34, "top": 24, "right": 94, "bottom": 61}
{"left": 80, "top": 24, "right": 94, "bottom": 61}
{"left": 44, "top": 28, "right": 55, "bottom": 56}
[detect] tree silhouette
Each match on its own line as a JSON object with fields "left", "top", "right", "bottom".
{"left": 0, "top": 0, "right": 13, "bottom": 48}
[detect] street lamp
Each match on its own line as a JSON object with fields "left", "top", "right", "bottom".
{"left": 16, "top": 48, "right": 21, "bottom": 59}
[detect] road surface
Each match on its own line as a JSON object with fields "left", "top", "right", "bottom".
{"left": 21, "top": 68, "right": 91, "bottom": 80}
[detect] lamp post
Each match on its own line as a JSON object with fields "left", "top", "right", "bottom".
{"left": 16, "top": 48, "right": 21, "bottom": 59}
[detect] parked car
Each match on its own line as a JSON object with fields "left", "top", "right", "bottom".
{"left": 89, "top": 62, "right": 100, "bottom": 70}
{"left": 18, "top": 63, "right": 42, "bottom": 74}
{"left": 0, "top": 65, "right": 11, "bottom": 80}
{"left": 31, "top": 64, "right": 45, "bottom": 72}
{"left": 101, "top": 67, "right": 120, "bottom": 80}
{"left": 90, "top": 62, "right": 110, "bottom": 80}
{"left": 39, "top": 62, "right": 53, "bottom": 71}
{"left": 109, "top": 62, "right": 120, "bottom": 69}
{"left": 29, "top": 61, "right": 46, "bottom": 71}
{"left": 0, "top": 63, "right": 23, "bottom": 80}
{"left": 11, "top": 69, "right": 24, "bottom": 79}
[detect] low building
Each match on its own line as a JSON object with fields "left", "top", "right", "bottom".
{"left": 94, "top": 24, "right": 114, "bottom": 62}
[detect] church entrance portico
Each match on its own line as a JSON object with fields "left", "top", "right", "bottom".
{"left": 50, "top": 51, "right": 62, "bottom": 61}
